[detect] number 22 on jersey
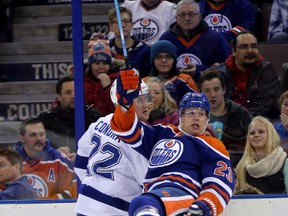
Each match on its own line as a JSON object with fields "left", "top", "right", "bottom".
{"left": 87, "top": 133, "right": 122, "bottom": 180}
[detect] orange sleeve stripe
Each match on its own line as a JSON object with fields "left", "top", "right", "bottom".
{"left": 122, "top": 127, "right": 141, "bottom": 143}
{"left": 178, "top": 74, "right": 198, "bottom": 91}
{"left": 110, "top": 104, "right": 135, "bottom": 132}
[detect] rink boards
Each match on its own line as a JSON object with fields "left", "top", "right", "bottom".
{"left": 0, "top": 195, "right": 287, "bottom": 216}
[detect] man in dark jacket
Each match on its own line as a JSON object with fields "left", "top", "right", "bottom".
{"left": 198, "top": 69, "right": 252, "bottom": 152}
{"left": 214, "top": 30, "right": 280, "bottom": 119}
{"left": 38, "top": 76, "right": 102, "bottom": 161}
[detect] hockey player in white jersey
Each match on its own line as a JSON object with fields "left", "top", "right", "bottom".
{"left": 74, "top": 76, "right": 151, "bottom": 216}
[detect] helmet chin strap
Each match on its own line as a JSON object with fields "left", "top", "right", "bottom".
{"left": 198, "top": 119, "right": 209, "bottom": 135}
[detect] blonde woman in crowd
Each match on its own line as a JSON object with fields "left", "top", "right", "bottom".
{"left": 145, "top": 77, "right": 179, "bottom": 126}
{"left": 235, "top": 116, "right": 288, "bottom": 194}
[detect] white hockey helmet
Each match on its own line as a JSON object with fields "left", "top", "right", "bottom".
{"left": 110, "top": 79, "right": 149, "bottom": 106}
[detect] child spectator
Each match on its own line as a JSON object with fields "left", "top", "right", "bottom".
{"left": 108, "top": 7, "right": 151, "bottom": 78}
{"left": 274, "top": 90, "right": 288, "bottom": 149}
{"left": 198, "top": 68, "right": 252, "bottom": 151}
{"left": 84, "top": 39, "right": 118, "bottom": 115}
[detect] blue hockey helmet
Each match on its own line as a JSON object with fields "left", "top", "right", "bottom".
{"left": 179, "top": 92, "right": 210, "bottom": 115}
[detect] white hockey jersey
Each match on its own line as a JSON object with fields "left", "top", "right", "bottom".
{"left": 122, "top": 0, "right": 176, "bottom": 45}
{"left": 74, "top": 114, "right": 148, "bottom": 215}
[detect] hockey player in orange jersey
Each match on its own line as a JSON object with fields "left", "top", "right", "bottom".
{"left": 110, "top": 68, "right": 235, "bottom": 216}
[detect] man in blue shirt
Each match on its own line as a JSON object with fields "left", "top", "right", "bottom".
{"left": 0, "top": 148, "right": 36, "bottom": 200}
{"left": 268, "top": 0, "right": 288, "bottom": 42}
{"left": 274, "top": 90, "right": 288, "bottom": 149}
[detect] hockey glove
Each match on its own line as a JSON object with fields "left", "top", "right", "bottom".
{"left": 187, "top": 200, "right": 212, "bottom": 216}
{"left": 116, "top": 68, "right": 141, "bottom": 107}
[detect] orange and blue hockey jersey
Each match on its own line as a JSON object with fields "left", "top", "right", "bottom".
{"left": 111, "top": 105, "right": 235, "bottom": 215}
{"left": 14, "top": 140, "right": 75, "bottom": 200}
{"left": 199, "top": 0, "right": 256, "bottom": 42}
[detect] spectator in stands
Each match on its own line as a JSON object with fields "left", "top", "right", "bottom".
{"left": 145, "top": 77, "right": 179, "bottom": 126}
{"left": 214, "top": 30, "right": 280, "bottom": 119}
{"left": 107, "top": 7, "right": 151, "bottom": 78}
{"left": 198, "top": 68, "right": 252, "bottom": 151}
{"left": 13, "top": 118, "right": 76, "bottom": 200}
{"left": 198, "top": 0, "right": 256, "bottom": 43}
{"left": 159, "top": 0, "right": 231, "bottom": 81}
{"left": 235, "top": 116, "right": 288, "bottom": 194}
{"left": 144, "top": 40, "right": 198, "bottom": 105}
{"left": 274, "top": 90, "right": 288, "bottom": 149}
{"left": 268, "top": 0, "right": 288, "bottom": 42}
{"left": 121, "top": 0, "right": 176, "bottom": 45}
{"left": 0, "top": 148, "right": 36, "bottom": 200}
{"left": 84, "top": 39, "right": 118, "bottom": 116}
{"left": 38, "top": 76, "right": 102, "bottom": 160}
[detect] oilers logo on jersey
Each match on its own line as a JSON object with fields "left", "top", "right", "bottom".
{"left": 149, "top": 139, "right": 183, "bottom": 168}
{"left": 204, "top": 13, "right": 232, "bottom": 33}
{"left": 131, "top": 18, "right": 159, "bottom": 42}
{"left": 176, "top": 54, "right": 202, "bottom": 69}
{"left": 27, "top": 174, "right": 49, "bottom": 198}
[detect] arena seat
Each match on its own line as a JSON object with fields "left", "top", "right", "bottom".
{"left": 258, "top": 42, "right": 288, "bottom": 81}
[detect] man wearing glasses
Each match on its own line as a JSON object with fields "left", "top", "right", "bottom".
{"left": 214, "top": 30, "right": 280, "bottom": 119}
{"left": 108, "top": 7, "right": 151, "bottom": 78}
{"left": 159, "top": 0, "right": 230, "bottom": 81}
